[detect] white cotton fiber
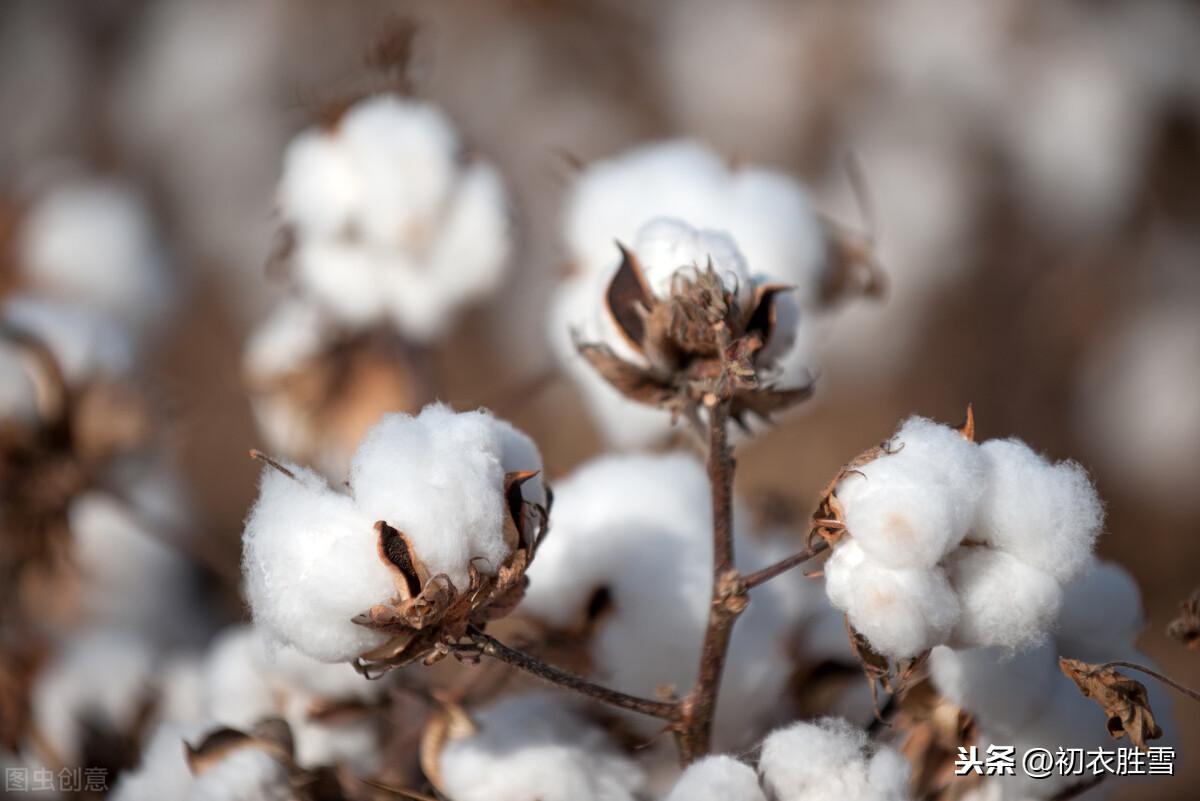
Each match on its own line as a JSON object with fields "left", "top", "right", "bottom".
{"left": 664, "top": 756, "right": 767, "bottom": 801}
{"left": 0, "top": 340, "right": 39, "bottom": 425}
{"left": 974, "top": 438, "right": 1103, "bottom": 582}
{"left": 1056, "top": 559, "right": 1144, "bottom": 653}
{"left": 632, "top": 217, "right": 753, "bottom": 307}
{"left": 243, "top": 299, "right": 330, "bottom": 381}
{"left": 349, "top": 404, "right": 544, "bottom": 588}
{"left": 758, "top": 718, "right": 910, "bottom": 801}
{"left": 4, "top": 294, "right": 134, "bottom": 384}
{"left": 31, "top": 628, "right": 157, "bottom": 766}
{"left": 187, "top": 747, "right": 296, "bottom": 801}
{"left": 18, "top": 178, "right": 171, "bottom": 337}
{"left": 438, "top": 694, "right": 645, "bottom": 801}
{"left": 836, "top": 417, "right": 985, "bottom": 569}
{"left": 110, "top": 721, "right": 211, "bottom": 801}
{"left": 928, "top": 644, "right": 1058, "bottom": 738}
{"left": 824, "top": 540, "right": 960, "bottom": 659}
{"left": 945, "top": 547, "right": 1062, "bottom": 650}
{"left": 241, "top": 462, "right": 394, "bottom": 662}
{"left": 277, "top": 128, "right": 362, "bottom": 239}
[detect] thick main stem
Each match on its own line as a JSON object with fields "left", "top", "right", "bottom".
{"left": 458, "top": 630, "right": 679, "bottom": 720}
{"left": 677, "top": 396, "right": 745, "bottom": 763}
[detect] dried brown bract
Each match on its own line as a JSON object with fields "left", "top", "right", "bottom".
{"left": 1167, "top": 587, "right": 1200, "bottom": 651}
{"left": 1059, "top": 657, "right": 1163, "bottom": 750}
{"left": 351, "top": 472, "right": 549, "bottom": 676}
{"left": 576, "top": 244, "right": 813, "bottom": 429}
{"left": 894, "top": 679, "right": 977, "bottom": 801}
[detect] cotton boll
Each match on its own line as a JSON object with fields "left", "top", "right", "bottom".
{"left": 632, "top": 217, "right": 753, "bottom": 309}
{"left": 665, "top": 756, "right": 766, "bottom": 801}
{"left": 945, "top": 548, "right": 1061, "bottom": 650}
{"left": 157, "top": 655, "right": 206, "bottom": 725}
{"left": 31, "top": 629, "right": 156, "bottom": 766}
{"left": 4, "top": 294, "right": 134, "bottom": 384}
{"left": 824, "top": 540, "right": 960, "bottom": 659}
{"left": 291, "top": 241, "right": 393, "bottom": 328}
{"left": 18, "top": 179, "right": 171, "bottom": 337}
{"left": 758, "top": 718, "right": 910, "bottom": 801}
{"left": 276, "top": 129, "right": 362, "bottom": 239}
{"left": 243, "top": 299, "right": 331, "bottom": 381}
{"left": 241, "top": 463, "right": 394, "bottom": 662}
{"left": 928, "top": 644, "right": 1058, "bottom": 738}
{"left": 0, "top": 340, "right": 39, "bottom": 425}
{"left": 187, "top": 747, "right": 297, "bottom": 801}
{"left": 438, "top": 694, "right": 645, "bottom": 801}
{"left": 422, "top": 161, "right": 511, "bottom": 307}
{"left": 201, "top": 627, "right": 278, "bottom": 728}
{"left": 111, "top": 722, "right": 211, "bottom": 801}
{"left": 1056, "top": 559, "right": 1143, "bottom": 653}
{"left": 349, "top": 404, "right": 542, "bottom": 588}
{"left": 975, "top": 438, "right": 1103, "bottom": 582}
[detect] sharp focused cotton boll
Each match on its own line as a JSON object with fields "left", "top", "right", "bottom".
{"left": 4, "top": 294, "right": 135, "bottom": 384}
{"left": 349, "top": 404, "right": 544, "bottom": 588}
{"left": 18, "top": 178, "right": 171, "bottom": 338}
{"left": 758, "top": 718, "right": 911, "bottom": 801}
{"left": 665, "top": 756, "right": 767, "bottom": 801}
{"left": 975, "top": 438, "right": 1103, "bottom": 582}
{"left": 31, "top": 629, "right": 157, "bottom": 766}
{"left": 241, "top": 462, "right": 393, "bottom": 662}
{"left": 945, "top": 547, "right": 1062, "bottom": 650}
{"left": 437, "top": 694, "right": 645, "bottom": 801}
{"left": 824, "top": 539, "right": 960, "bottom": 659}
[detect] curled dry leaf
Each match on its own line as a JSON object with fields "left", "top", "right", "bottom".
{"left": 185, "top": 718, "right": 296, "bottom": 777}
{"left": 351, "top": 471, "right": 549, "bottom": 676}
{"left": 577, "top": 244, "right": 813, "bottom": 428}
{"left": 418, "top": 695, "right": 477, "bottom": 797}
{"left": 1167, "top": 588, "right": 1200, "bottom": 651}
{"left": 1058, "top": 657, "right": 1163, "bottom": 750}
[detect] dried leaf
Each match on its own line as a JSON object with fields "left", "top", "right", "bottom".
{"left": 419, "top": 695, "right": 477, "bottom": 796}
{"left": 1059, "top": 658, "right": 1163, "bottom": 750}
{"left": 1167, "top": 588, "right": 1200, "bottom": 651}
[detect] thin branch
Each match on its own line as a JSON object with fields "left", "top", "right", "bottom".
{"left": 249, "top": 449, "right": 295, "bottom": 479}
{"left": 743, "top": 539, "right": 830, "bottom": 589}
{"left": 454, "top": 630, "right": 679, "bottom": 721}
{"left": 677, "top": 394, "right": 747, "bottom": 763}
{"left": 1100, "top": 661, "right": 1200, "bottom": 704}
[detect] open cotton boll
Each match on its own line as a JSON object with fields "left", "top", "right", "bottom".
{"left": 111, "top": 721, "right": 211, "bottom": 801}
{"left": 945, "top": 547, "right": 1062, "bottom": 650}
{"left": 31, "top": 629, "right": 156, "bottom": 766}
{"left": 18, "top": 178, "right": 171, "bottom": 336}
{"left": 291, "top": 241, "right": 396, "bottom": 328}
{"left": 188, "top": 747, "right": 296, "bottom": 801}
{"left": 0, "top": 340, "right": 39, "bottom": 425}
{"left": 929, "top": 644, "right": 1059, "bottom": 737}
{"left": 241, "top": 462, "right": 394, "bottom": 663}
{"left": 665, "top": 756, "right": 766, "bottom": 801}
{"left": 201, "top": 626, "right": 279, "bottom": 728}
{"left": 758, "top": 718, "right": 911, "bottom": 801}
{"left": 975, "top": 438, "right": 1103, "bottom": 582}
{"left": 349, "top": 404, "right": 544, "bottom": 589}
{"left": 438, "top": 694, "right": 645, "bottom": 801}
{"left": 632, "top": 217, "right": 754, "bottom": 308}
{"left": 824, "top": 540, "right": 959, "bottom": 659}
{"left": 1056, "top": 559, "right": 1144, "bottom": 652}
{"left": 276, "top": 128, "right": 362, "bottom": 239}
{"left": 4, "top": 294, "right": 134, "bottom": 384}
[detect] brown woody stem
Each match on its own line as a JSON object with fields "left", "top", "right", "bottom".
{"left": 456, "top": 630, "right": 679, "bottom": 721}
{"left": 677, "top": 394, "right": 746, "bottom": 763}
{"left": 743, "top": 539, "right": 831, "bottom": 589}
{"left": 1100, "top": 661, "right": 1200, "bottom": 704}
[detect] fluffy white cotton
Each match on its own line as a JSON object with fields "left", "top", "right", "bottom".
{"left": 974, "top": 438, "right": 1103, "bottom": 582}
{"left": 664, "top": 756, "right": 766, "bottom": 801}
{"left": 243, "top": 299, "right": 330, "bottom": 380}
{"left": 0, "top": 340, "right": 39, "bottom": 424}
{"left": 634, "top": 217, "right": 754, "bottom": 305}
{"left": 31, "top": 629, "right": 157, "bottom": 766}
{"left": 836, "top": 417, "right": 985, "bottom": 569}
{"left": 438, "top": 694, "right": 644, "bottom": 801}
{"left": 18, "top": 178, "right": 171, "bottom": 337}
{"left": 241, "top": 462, "right": 393, "bottom": 662}
{"left": 243, "top": 405, "right": 542, "bottom": 661}
{"left": 824, "top": 540, "right": 960, "bottom": 659}
{"left": 188, "top": 747, "right": 296, "bottom": 801}
{"left": 278, "top": 95, "right": 511, "bottom": 342}
{"left": 1055, "top": 559, "right": 1143, "bottom": 653}
{"left": 4, "top": 294, "right": 134, "bottom": 384}
{"left": 929, "top": 643, "right": 1059, "bottom": 737}
{"left": 945, "top": 547, "right": 1062, "bottom": 650}
{"left": 111, "top": 722, "right": 210, "bottom": 801}
{"left": 758, "top": 718, "right": 911, "bottom": 801}
{"left": 349, "top": 404, "right": 544, "bottom": 588}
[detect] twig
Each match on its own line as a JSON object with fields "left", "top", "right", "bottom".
{"left": 249, "top": 449, "right": 295, "bottom": 479}
{"left": 677, "top": 394, "right": 747, "bottom": 763}
{"left": 453, "top": 630, "right": 679, "bottom": 721}
{"left": 1100, "top": 661, "right": 1200, "bottom": 704}
{"left": 743, "top": 539, "right": 831, "bottom": 589}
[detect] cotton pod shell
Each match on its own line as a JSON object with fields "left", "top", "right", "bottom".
{"left": 974, "top": 438, "right": 1103, "bottom": 582}
{"left": 945, "top": 547, "right": 1062, "bottom": 650}
{"left": 824, "top": 539, "right": 960, "bottom": 659}
{"left": 664, "top": 756, "right": 766, "bottom": 801}
{"left": 241, "top": 462, "right": 393, "bottom": 663}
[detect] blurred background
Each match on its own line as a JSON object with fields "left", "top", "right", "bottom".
{"left": 1, "top": 1, "right": 1197, "bottom": 798}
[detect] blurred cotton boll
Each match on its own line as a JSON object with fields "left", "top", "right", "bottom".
{"left": 757, "top": 717, "right": 912, "bottom": 801}
{"left": 664, "top": 755, "right": 767, "bottom": 801}
{"left": 278, "top": 94, "right": 512, "bottom": 342}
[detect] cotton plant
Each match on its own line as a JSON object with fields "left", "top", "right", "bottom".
{"left": 814, "top": 412, "right": 1104, "bottom": 664}
{"left": 245, "top": 92, "right": 510, "bottom": 476}
{"left": 241, "top": 403, "right": 549, "bottom": 672}
{"left": 548, "top": 139, "right": 880, "bottom": 449}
